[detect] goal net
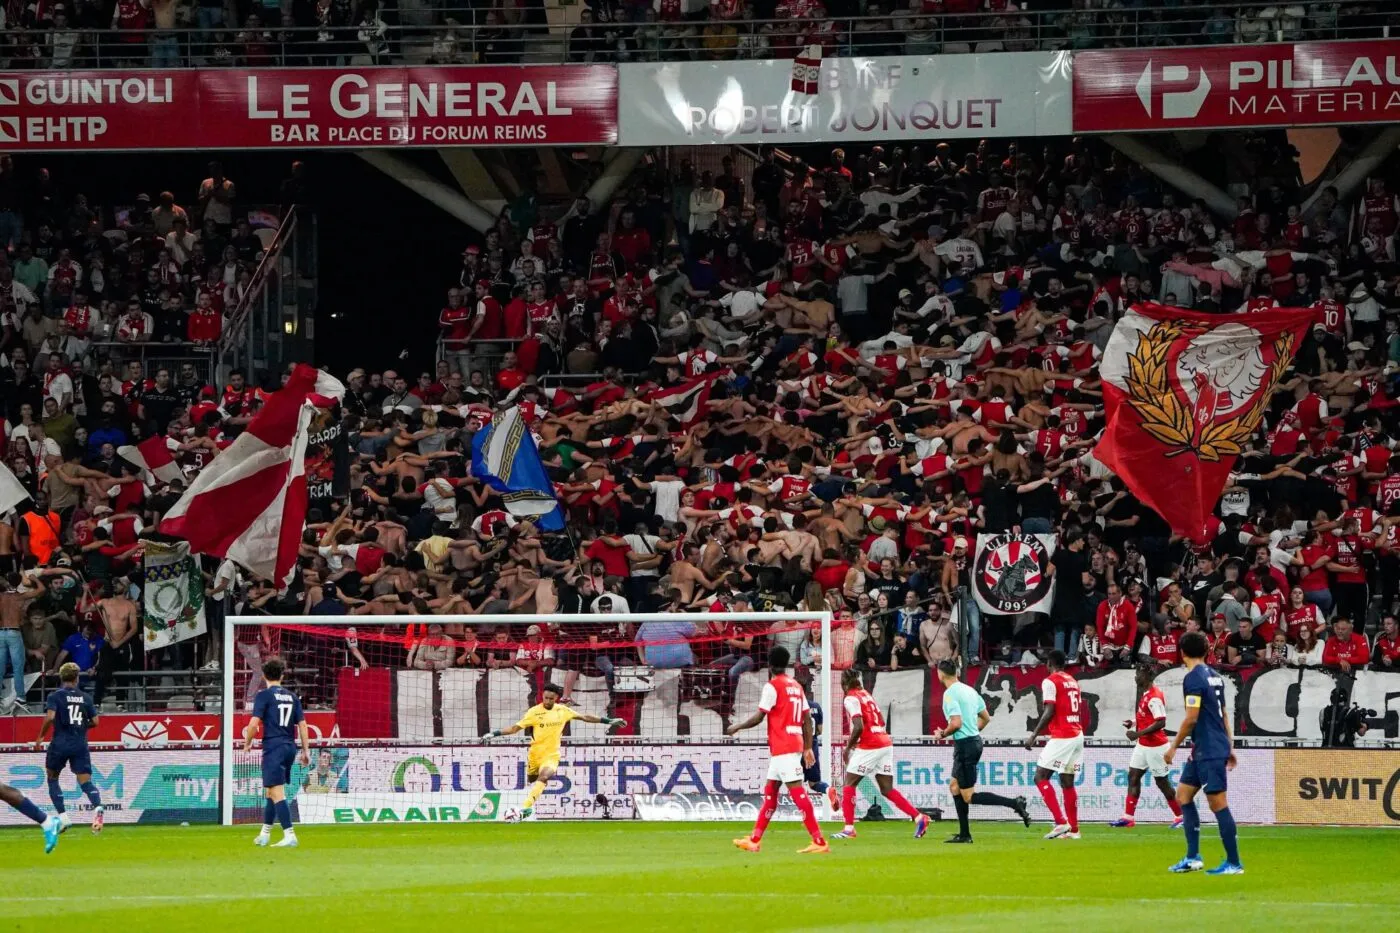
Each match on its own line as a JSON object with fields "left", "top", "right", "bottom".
{"left": 221, "top": 613, "right": 833, "bottom": 825}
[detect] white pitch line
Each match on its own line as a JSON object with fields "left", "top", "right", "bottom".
{"left": 0, "top": 891, "right": 1377, "bottom": 910}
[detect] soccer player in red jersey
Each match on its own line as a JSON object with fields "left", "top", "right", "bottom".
{"left": 1110, "top": 664, "right": 1184, "bottom": 829}
{"left": 1023, "top": 650, "right": 1084, "bottom": 839}
{"left": 830, "top": 668, "right": 929, "bottom": 840}
{"left": 726, "top": 646, "right": 829, "bottom": 854}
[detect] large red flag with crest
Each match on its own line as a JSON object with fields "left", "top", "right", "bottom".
{"left": 1097, "top": 303, "right": 1312, "bottom": 545}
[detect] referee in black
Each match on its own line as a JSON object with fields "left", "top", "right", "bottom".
{"left": 935, "top": 660, "right": 1031, "bottom": 842}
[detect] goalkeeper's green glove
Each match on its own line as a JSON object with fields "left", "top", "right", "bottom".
{"left": 483, "top": 730, "right": 501, "bottom": 741}
{"left": 604, "top": 718, "right": 626, "bottom": 730}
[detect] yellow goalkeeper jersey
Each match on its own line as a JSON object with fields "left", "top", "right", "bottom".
{"left": 516, "top": 703, "right": 579, "bottom": 759}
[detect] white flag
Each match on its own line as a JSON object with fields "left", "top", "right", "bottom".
{"left": 0, "top": 461, "right": 31, "bottom": 515}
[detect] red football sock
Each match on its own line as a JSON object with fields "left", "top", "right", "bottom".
{"left": 882, "top": 786, "right": 922, "bottom": 820}
{"left": 1124, "top": 794, "right": 1138, "bottom": 818}
{"left": 1063, "top": 785, "right": 1079, "bottom": 832}
{"left": 1166, "top": 795, "right": 1182, "bottom": 817}
{"left": 751, "top": 780, "right": 780, "bottom": 842}
{"left": 1036, "top": 780, "right": 1065, "bottom": 824}
{"left": 789, "top": 785, "right": 826, "bottom": 845}
{"left": 841, "top": 785, "right": 857, "bottom": 827}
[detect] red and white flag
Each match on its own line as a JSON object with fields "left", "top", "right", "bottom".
{"left": 160, "top": 364, "right": 344, "bottom": 586}
{"left": 645, "top": 374, "right": 718, "bottom": 430}
{"left": 119, "top": 436, "right": 183, "bottom": 486}
{"left": 1097, "top": 302, "right": 1311, "bottom": 544}
{"left": 791, "top": 44, "right": 822, "bottom": 95}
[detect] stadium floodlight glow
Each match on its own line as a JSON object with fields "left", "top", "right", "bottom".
{"left": 220, "top": 612, "right": 833, "bottom": 825}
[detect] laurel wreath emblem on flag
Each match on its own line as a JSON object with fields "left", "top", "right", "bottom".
{"left": 1124, "top": 320, "right": 1295, "bottom": 463}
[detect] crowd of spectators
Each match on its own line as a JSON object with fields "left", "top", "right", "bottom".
{"left": 0, "top": 155, "right": 272, "bottom": 712}
{"left": 0, "top": 157, "right": 258, "bottom": 354}
{"left": 8, "top": 132, "right": 1400, "bottom": 726}
{"left": 566, "top": 0, "right": 1396, "bottom": 64}
{"left": 295, "top": 133, "right": 1400, "bottom": 699}
{"left": 0, "top": 0, "right": 1396, "bottom": 69}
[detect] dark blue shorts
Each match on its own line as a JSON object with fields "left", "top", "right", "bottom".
{"left": 46, "top": 744, "right": 92, "bottom": 777}
{"left": 1181, "top": 756, "right": 1228, "bottom": 795}
{"left": 262, "top": 744, "right": 296, "bottom": 788}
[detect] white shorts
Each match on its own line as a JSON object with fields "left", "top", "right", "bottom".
{"left": 1037, "top": 735, "right": 1085, "bottom": 774}
{"left": 1129, "top": 742, "right": 1170, "bottom": 778}
{"left": 845, "top": 745, "right": 894, "bottom": 778}
{"left": 766, "top": 752, "right": 804, "bottom": 784}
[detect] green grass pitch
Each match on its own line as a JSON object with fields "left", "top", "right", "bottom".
{"left": 0, "top": 821, "right": 1393, "bottom": 932}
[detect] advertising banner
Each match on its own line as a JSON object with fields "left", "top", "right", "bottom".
{"left": 634, "top": 792, "right": 808, "bottom": 822}
{"left": 1274, "top": 749, "right": 1400, "bottom": 827}
{"left": 0, "top": 66, "right": 618, "bottom": 151}
{"left": 341, "top": 743, "right": 769, "bottom": 820}
{"left": 0, "top": 710, "right": 338, "bottom": 746}
{"left": 617, "top": 53, "right": 1071, "bottom": 145}
{"left": 0, "top": 748, "right": 219, "bottom": 825}
{"left": 1072, "top": 39, "right": 1400, "bottom": 132}
{"left": 296, "top": 791, "right": 519, "bottom": 824}
{"left": 3, "top": 745, "right": 1393, "bottom": 826}
{"left": 867, "top": 745, "right": 1276, "bottom": 825}
{"left": 923, "top": 664, "right": 1400, "bottom": 743}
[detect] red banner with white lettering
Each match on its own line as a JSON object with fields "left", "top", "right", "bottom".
{"left": 0, "top": 66, "right": 617, "bottom": 151}
{"left": 0, "top": 710, "right": 338, "bottom": 746}
{"left": 1073, "top": 39, "right": 1400, "bottom": 132}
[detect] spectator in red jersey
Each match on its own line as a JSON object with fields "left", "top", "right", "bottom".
{"left": 439, "top": 287, "right": 473, "bottom": 378}
{"left": 1372, "top": 615, "right": 1400, "bottom": 670}
{"left": 1325, "top": 518, "right": 1378, "bottom": 625}
{"left": 1137, "top": 613, "right": 1179, "bottom": 667}
{"left": 1322, "top": 617, "right": 1371, "bottom": 674}
{"left": 1096, "top": 582, "right": 1137, "bottom": 665}
{"left": 495, "top": 351, "right": 527, "bottom": 395}
{"left": 186, "top": 294, "right": 223, "bottom": 346}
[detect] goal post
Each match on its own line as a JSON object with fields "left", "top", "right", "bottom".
{"left": 220, "top": 612, "right": 834, "bottom": 826}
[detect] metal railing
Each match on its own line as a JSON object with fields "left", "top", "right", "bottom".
{"left": 219, "top": 206, "right": 316, "bottom": 387}
{"left": 89, "top": 340, "right": 218, "bottom": 386}
{"left": 13, "top": 666, "right": 223, "bottom": 720}
{"left": 0, "top": 3, "right": 1394, "bottom": 69}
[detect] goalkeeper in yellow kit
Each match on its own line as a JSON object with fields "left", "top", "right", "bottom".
{"left": 484, "top": 682, "right": 624, "bottom": 819}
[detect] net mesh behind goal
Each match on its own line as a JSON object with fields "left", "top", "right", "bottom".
{"left": 225, "top": 613, "right": 834, "bottom": 825}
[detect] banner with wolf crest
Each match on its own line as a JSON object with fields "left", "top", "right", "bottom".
{"left": 1096, "top": 302, "right": 1312, "bottom": 545}
{"left": 972, "top": 533, "right": 1056, "bottom": 615}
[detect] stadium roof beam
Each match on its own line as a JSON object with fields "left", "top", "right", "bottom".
{"left": 1301, "top": 126, "right": 1400, "bottom": 216}
{"left": 438, "top": 149, "right": 509, "bottom": 220}
{"left": 581, "top": 148, "right": 644, "bottom": 214}
{"left": 354, "top": 149, "right": 497, "bottom": 234}
{"left": 1103, "top": 134, "right": 1237, "bottom": 219}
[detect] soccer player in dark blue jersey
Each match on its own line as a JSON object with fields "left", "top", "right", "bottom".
{"left": 1164, "top": 631, "right": 1242, "bottom": 875}
{"left": 243, "top": 658, "right": 310, "bottom": 848}
{"left": 34, "top": 662, "right": 103, "bottom": 835}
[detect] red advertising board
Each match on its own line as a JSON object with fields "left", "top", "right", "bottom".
{"left": 0, "top": 710, "right": 338, "bottom": 746}
{"left": 0, "top": 66, "right": 617, "bottom": 151}
{"left": 1073, "top": 39, "right": 1400, "bottom": 132}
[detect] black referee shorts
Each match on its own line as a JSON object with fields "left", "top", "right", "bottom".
{"left": 951, "top": 736, "right": 983, "bottom": 789}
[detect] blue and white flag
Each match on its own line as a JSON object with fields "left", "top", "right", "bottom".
{"left": 471, "top": 406, "right": 565, "bottom": 531}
